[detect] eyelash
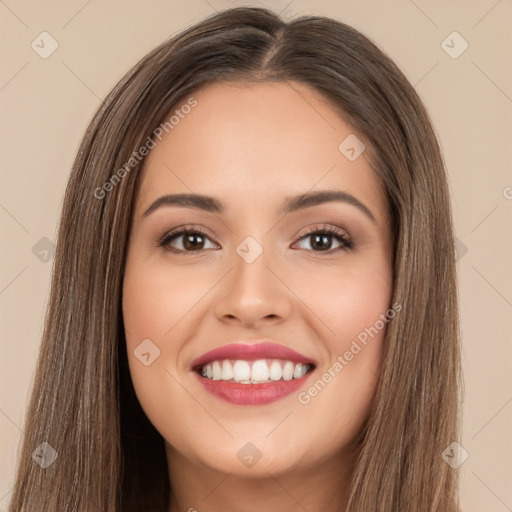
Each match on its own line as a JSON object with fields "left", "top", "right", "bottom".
{"left": 157, "top": 224, "right": 354, "bottom": 255}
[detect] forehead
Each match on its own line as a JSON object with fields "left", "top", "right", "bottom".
{"left": 135, "top": 81, "right": 388, "bottom": 225}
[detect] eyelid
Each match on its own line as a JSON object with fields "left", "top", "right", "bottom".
{"left": 295, "top": 223, "right": 351, "bottom": 241}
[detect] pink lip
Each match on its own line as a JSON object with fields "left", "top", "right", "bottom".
{"left": 195, "top": 373, "right": 314, "bottom": 405}
{"left": 190, "top": 340, "right": 316, "bottom": 406}
{"left": 190, "top": 341, "right": 316, "bottom": 370}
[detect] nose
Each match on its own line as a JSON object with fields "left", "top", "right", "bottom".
{"left": 213, "top": 243, "right": 293, "bottom": 328}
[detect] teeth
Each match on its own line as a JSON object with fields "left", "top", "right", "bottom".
{"left": 269, "top": 360, "right": 282, "bottom": 381}
{"left": 212, "top": 361, "right": 222, "bottom": 380}
{"left": 221, "top": 360, "right": 234, "bottom": 380}
{"left": 293, "top": 363, "right": 307, "bottom": 379}
{"left": 233, "top": 360, "right": 251, "bottom": 381}
{"left": 282, "top": 361, "right": 294, "bottom": 381}
{"left": 200, "top": 359, "right": 312, "bottom": 383}
{"left": 251, "top": 360, "right": 269, "bottom": 382}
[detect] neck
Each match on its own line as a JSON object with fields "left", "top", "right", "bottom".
{"left": 165, "top": 443, "right": 353, "bottom": 512}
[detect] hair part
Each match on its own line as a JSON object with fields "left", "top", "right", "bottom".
{"left": 9, "top": 6, "right": 462, "bottom": 511}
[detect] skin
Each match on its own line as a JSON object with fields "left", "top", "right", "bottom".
{"left": 122, "top": 80, "right": 393, "bottom": 512}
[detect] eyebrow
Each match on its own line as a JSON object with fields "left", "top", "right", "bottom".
{"left": 143, "top": 190, "right": 376, "bottom": 222}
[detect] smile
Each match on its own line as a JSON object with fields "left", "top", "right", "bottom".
{"left": 191, "top": 341, "right": 316, "bottom": 405}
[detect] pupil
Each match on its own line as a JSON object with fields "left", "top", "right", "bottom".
{"left": 312, "top": 234, "right": 331, "bottom": 250}
{"left": 184, "top": 233, "right": 203, "bottom": 250}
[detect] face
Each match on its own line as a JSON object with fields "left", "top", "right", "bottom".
{"left": 122, "top": 81, "right": 393, "bottom": 478}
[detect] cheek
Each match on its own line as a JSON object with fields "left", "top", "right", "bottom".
{"left": 121, "top": 261, "right": 189, "bottom": 414}
{"left": 122, "top": 260, "right": 210, "bottom": 348}
{"left": 293, "top": 258, "right": 392, "bottom": 433}
{"left": 122, "top": 265, "right": 207, "bottom": 451}
{"left": 296, "top": 251, "right": 392, "bottom": 351}
{"left": 322, "top": 275, "right": 390, "bottom": 340}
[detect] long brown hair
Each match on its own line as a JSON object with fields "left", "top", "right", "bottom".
{"left": 9, "top": 6, "right": 462, "bottom": 511}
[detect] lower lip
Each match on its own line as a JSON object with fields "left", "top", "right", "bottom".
{"left": 195, "top": 371, "right": 314, "bottom": 405}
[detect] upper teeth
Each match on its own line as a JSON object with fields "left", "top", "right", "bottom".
{"left": 200, "top": 359, "right": 312, "bottom": 383}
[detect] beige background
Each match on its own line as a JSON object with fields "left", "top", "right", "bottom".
{"left": 1, "top": 1, "right": 511, "bottom": 510}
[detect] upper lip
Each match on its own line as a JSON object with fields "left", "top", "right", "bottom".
{"left": 190, "top": 340, "right": 317, "bottom": 371}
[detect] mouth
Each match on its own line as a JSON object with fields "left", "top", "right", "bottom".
{"left": 190, "top": 341, "right": 316, "bottom": 405}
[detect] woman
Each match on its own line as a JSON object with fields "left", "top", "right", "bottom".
{"left": 9, "top": 6, "right": 462, "bottom": 511}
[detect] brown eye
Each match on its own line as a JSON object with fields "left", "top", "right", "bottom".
{"left": 294, "top": 225, "right": 354, "bottom": 253}
{"left": 159, "top": 229, "right": 218, "bottom": 253}
{"left": 309, "top": 233, "right": 336, "bottom": 251}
